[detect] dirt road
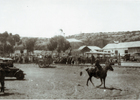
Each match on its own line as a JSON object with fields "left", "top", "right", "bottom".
{"left": 0, "top": 64, "right": 140, "bottom": 99}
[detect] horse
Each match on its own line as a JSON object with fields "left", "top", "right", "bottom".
{"left": 82, "top": 62, "right": 114, "bottom": 88}
{"left": 0, "top": 68, "right": 5, "bottom": 92}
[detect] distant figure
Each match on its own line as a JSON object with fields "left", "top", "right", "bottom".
{"left": 0, "top": 67, "right": 5, "bottom": 92}
{"left": 86, "top": 56, "right": 89, "bottom": 63}
{"left": 91, "top": 54, "right": 95, "bottom": 65}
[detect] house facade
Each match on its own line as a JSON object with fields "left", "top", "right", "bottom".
{"left": 78, "top": 45, "right": 102, "bottom": 55}
{"left": 103, "top": 41, "right": 140, "bottom": 56}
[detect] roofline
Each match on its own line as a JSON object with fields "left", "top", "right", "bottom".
{"left": 85, "top": 52, "right": 111, "bottom": 55}
{"left": 103, "top": 41, "right": 140, "bottom": 49}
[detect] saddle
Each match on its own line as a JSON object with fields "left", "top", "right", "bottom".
{"left": 94, "top": 65, "right": 102, "bottom": 79}
{"left": 94, "top": 68, "right": 100, "bottom": 79}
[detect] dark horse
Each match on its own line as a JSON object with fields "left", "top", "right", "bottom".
{"left": 85, "top": 61, "right": 114, "bottom": 88}
{"left": 0, "top": 68, "right": 5, "bottom": 92}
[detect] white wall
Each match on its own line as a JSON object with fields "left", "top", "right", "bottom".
{"left": 14, "top": 49, "right": 27, "bottom": 54}
{"left": 103, "top": 48, "right": 128, "bottom": 56}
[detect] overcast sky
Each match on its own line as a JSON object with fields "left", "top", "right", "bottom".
{"left": 0, "top": 0, "right": 140, "bottom": 38}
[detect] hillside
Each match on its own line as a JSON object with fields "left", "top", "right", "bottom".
{"left": 18, "top": 30, "right": 140, "bottom": 50}
{"left": 66, "top": 30, "right": 140, "bottom": 48}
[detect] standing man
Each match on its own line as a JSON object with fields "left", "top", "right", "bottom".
{"left": 91, "top": 54, "right": 95, "bottom": 65}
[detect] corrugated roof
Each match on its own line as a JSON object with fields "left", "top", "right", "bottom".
{"left": 103, "top": 41, "right": 140, "bottom": 49}
{"left": 88, "top": 46, "right": 102, "bottom": 50}
{"left": 86, "top": 51, "right": 111, "bottom": 54}
{"left": 78, "top": 45, "right": 87, "bottom": 50}
{"left": 66, "top": 38, "right": 82, "bottom": 43}
{"left": 78, "top": 46, "right": 102, "bottom": 51}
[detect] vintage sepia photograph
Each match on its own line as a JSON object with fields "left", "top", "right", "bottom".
{"left": 0, "top": 0, "right": 140, "bottom": 99}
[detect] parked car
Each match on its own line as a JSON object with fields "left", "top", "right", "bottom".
{"left": 132, "top": 53, "right": 140, "bottom": 62}
{"left": 0, "top": 57, "right": 26, "bottom": 80}
{"left": 38, "top": 55, "right": 53, "bottom": 68}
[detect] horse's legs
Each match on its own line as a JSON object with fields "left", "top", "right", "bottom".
{"left": 89, "top": 76, "right": 94, "bottom": 86}
{"left": 1, "top": 81, "right": 4, "bottom": 92}
{"left": 86, "top": 77, "right": 90, "bottom": 86}
{"left": 86, "top": 76, "right": 94, "bottom": 86}
{"left": 103, "top": 78, "right": 106, "bottom": 88}
{"left": 96, "top": 78, "right": 103, "bottom": 88}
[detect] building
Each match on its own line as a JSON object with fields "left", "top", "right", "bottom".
{"left": 78, "top": 45, "right": 102, "bottom": 55}
{"left": 103, "top": 41, "right": 140, "bottom": 56}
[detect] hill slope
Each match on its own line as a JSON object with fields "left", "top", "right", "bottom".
{"left": 66, "top": 30, "right": 140, "bottom": 48}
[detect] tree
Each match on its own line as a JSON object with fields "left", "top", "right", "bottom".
{"left": 4, "top": 43, "right": 14, "bottom": 54}
{"left": 83, "top": 35, "right": 93, "bottom": 46}
{"left": 24, "top": 38, "right": 37, "bottom": 55}
{"left": 47, "top": 37, "right": 57, "bottom": 51}
{"left": 0, "top": 31, "right": 20, "bottom": 55}
{"left": 7, "top": 36, "right": 15, "bottom": 46}
{"left": 47, "top": 35, "right": 71, "bottom": 54}
{"left": 13, "top": 34, "right": 20, "bottom": 43}
{"left": 55, "top": 35, "right": 70, "bottom": 53}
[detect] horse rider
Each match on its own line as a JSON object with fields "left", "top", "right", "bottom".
{"left": 94, "top": 59, "right": 102, "bottom": 77}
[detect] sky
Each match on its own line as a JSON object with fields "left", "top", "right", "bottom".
{"left": 0, "top": 0, "right": 140, "bottom": 38}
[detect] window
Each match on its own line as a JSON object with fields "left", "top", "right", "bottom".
{"left": 125, "top": 50, "right": 128, "bottom": 53}
{"left": 115, "top": 50, "right": 118, "bottom": 55}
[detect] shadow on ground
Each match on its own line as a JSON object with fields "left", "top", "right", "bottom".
{"left": 5, "top": 79, "right": 27, "bottom": 81}
{"left": 0, "top": 92, "right": 14, "bottom": 96}
{"left": 0, "top": 92, "right": 24, "bottom": 96}
{"left": 98, "top": 87, "right": 123, "bottom": 91}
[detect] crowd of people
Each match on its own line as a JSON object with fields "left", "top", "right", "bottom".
{"left": 3, "top": 52, "right": 116, "bottom": 66}
{"left": 8, "top": 53, "right": 97, "bottom": 65}
{"left": 53, "top": 54, "right": 96, "bottom": 65}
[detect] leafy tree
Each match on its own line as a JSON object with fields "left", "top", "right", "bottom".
{"left": 24, "top": 38, "right": 37, "bottom": 54}
{"left": 13, "top": 34, "right": 20, "bottom": 42}
{"left": 0, "top": 31, "right": 19, "bottom": 55}
{"left": 82, "top": 36, "right": 93, "bottom": 46}
{"left": 47, "top": 35, "right": 71, "bottom": 54}
{"left": 4, "top": 43, "right": 14, "bottom": 54}
{"left": 55, "top": 36, "right": 70, "bottom": 53}
{"left": 47, "top": 37, "right": 57, "bottom": 51}
{"left": 2, "top": 31, "right": 9, "bottom": 38}
{"left": 7, "top": 36, "right": 15, "bottom": 46}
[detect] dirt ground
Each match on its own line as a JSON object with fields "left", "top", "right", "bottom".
{"left": 0, "top": 63, "right": 140, "bottom": 99}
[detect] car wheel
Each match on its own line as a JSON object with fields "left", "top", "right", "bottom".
{"left": 16, "top": 72, "right": 24, "bottom": 80}
{"left": 39, "top": 63, "right": 44, "bottom": 68}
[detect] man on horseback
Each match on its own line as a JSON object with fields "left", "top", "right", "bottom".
{"left": 94, "top": 59, "right": 102, "bottom": 78}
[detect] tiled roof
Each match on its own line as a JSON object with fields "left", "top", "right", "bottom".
{"left": 103, "top": 41, "right": 140, "bottom": 49}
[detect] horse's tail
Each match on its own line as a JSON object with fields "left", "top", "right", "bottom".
{"left": 80, "top": 67, "right": 89, "bottom": 76}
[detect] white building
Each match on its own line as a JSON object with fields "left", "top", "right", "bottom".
{"left": 78, "top": 45, "right": 102, "bottom": 54}
{"left": 103, "top": 41, "right": 140, "bottom": 56}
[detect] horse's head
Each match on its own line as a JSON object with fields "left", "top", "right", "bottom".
{"left": 106, "top": 62, "right": 114, "bottom": 71}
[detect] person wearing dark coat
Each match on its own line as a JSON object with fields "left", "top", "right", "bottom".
{"left": 94, "top": 59, "right": 102, "bottom": 77}
{"left": 91, "top": 54, "right": 95, "bottom": 65}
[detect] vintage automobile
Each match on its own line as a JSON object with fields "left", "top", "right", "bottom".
{"left": 38, "top": 55, "right": 53, "bottom": 68}
{"left": 131, "top": 53, "right": 140, "bottom": 62}
{"left": 0, "top": 57, "right": 25, "bottom": 80}
{"left": 85, "top": 51, "right": 120, "bottom": 65}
